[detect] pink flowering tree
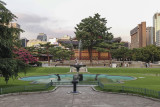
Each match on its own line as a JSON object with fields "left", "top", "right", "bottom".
{"left": 13, "top": 47, "right": 38, "bottom": 64}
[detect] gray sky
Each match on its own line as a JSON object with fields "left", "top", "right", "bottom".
{"left": 4, "top": 0, "right": 160, "bottom": 42}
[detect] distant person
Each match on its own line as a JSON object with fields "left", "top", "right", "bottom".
{"left": 55, "top": 63, "right": 57, "bottom": 67}
{"left": 124, "top": 63, "right": 127, "bottom": 67}
{"left": 120, "top": 63, "right": 123, "bottom": 67}
{"left": 75, "top": 58, "right": 78, "bottom": 63}
{"left": 145, "top": 62, "right": 148, "bottom": 68}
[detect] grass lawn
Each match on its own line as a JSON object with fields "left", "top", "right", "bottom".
{"left": 0, "top": 67, "right": 69, "bottom": 87}
{"left": 1, "top": 67, "right": 160, "bottom": 91}
{"left": 88, "top": 68, "right": 160, "bottom": 91}
{"left": 0, "top": 67, "right": 69, "bottom": 93}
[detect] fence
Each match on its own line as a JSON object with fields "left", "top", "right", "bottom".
{"left": 0, "top": 82, "right": 52, "bottom": 95}
{"left": 98, "top": 81, "right": 160, "bottom": 99}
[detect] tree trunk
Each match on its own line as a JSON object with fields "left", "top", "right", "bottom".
{"left": 47, "top": 48, "right": 50, "bottom": 66}
{"left": 108, "top": 50, "right": 113, "bottom": 67}
{"left": 88, "top": 47, "right": 93, "bottom": 65}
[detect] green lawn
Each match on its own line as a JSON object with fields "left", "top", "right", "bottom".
{"left": 19, "top": 67, "right": 70, "bottom": 77}
{"left": 88, "top": 68, "right": 160, "bottom": 91}
{"left": 0, "top": 67, "right": 69, "bottom": 93}
{"left": 1, "top": 67, "right": 160, "bottom": 91}
{"left": 0, "top": 67, "right": 69, "bottom": 88}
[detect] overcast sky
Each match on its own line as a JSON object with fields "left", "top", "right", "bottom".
{"left": 4, "top": 0, "right": 160, "bottom": 42}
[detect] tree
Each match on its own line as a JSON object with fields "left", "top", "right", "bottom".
{"left": 61, "top": 42, "right": 74, "bottom": 50}
{"left": 131, "top": 45, "right": 160, "bottom": 62}
{"left": 131, "top": 48, "right": 144, "bottom": 61}
{"left": 75, "top": 13, "right": 113, "bottom": 63}
{"left": 39, "top": 42, "right": 52, "bottom": 65}
{"left": 0, "top": 1, "right": 23, "bottom": 83}
{"left": 13, "top": 47, "right": 38, "bottom": 64}
{"left": 111, "top": 47, "right": 131, "bottom": 62}
{"left": 49, "top": 47, "right": 74, "bottom": 61}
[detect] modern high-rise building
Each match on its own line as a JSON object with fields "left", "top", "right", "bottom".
{"left": 153, "top": 13, "right": 160, "bottom": 46}
{"left": 37, "top": 33, "right": 47, "bottom": 41}
{"left": 156, "top": 31, "right": 160, "bottom": 46}
{"left": 21, "top": 37, "right": 28, "bottom": 47}
{"left": 130, "top": 22, "right": 146, "bottom": 49}
{"left": 146, "top": 27, "right": 153, "bottom": 45}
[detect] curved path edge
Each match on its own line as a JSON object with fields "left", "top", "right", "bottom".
{"left": 91, "top": 86, "right": 160, "bottom": 102}
{"left": 0, "top": 86, "right": 58, "bottom": 98}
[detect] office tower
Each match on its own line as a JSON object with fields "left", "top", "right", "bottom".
{"left": 153, "top": 13, "right": 160, "bottom": 46}
{"left": 130, "top": 22, "right": 146, "bottom": 49}
{"left": 37, "top": 33, "right": 47, "bottom": 41}
{"left": 156, "top": 31, "right": 160, "bottom": 46}
{"left": 21, "top": 37, "right": 28, "bottom": 47}
{"left": 146, "top": 27, "right": 153, "bottom": 45}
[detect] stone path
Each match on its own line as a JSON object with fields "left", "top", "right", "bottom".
{"left": 0, "top": 87, "right": 160, "bottom": 107}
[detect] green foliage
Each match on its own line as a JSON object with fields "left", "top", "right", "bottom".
{"left": 132, "top": 45, "right": 160, "bottom": 62}
{"left": 111, "top": 47, "right": 132, "bottom": 61}
{"left": 61, "top": 43, "right": 73, "bottom": 50}
{"left": 110, "top": 45, "right": 160, "bottom": 62}
{"left": 35, "top": 61, "right": 42, "bottom": 67}
{"left": 75, "top": 13, "right": 113, "bottom": 63}
{"left": 25, "top": 47, "right": 38, "bottom": 55}
{"left": 0, "top": 1, "right": 24, "bottom": 83}
{"left": 49, "top": 47, "right": 74, "bottom": 61}
{"left": 95, "top": 42, "right": 124, "bottom": 61}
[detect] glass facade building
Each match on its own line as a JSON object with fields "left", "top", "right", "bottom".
{"left": 153, "top": 13, "right": 160, "bottom": 46}
{"left": 37, "top": 33, "right": 47, "bottom": 41}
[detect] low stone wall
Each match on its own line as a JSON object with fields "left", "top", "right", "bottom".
{"left": 42, "top": 60, "right": 160, "bottom": 68}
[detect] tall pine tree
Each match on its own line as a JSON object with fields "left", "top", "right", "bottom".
{"left": 75, "top": 13, "right": 113, "bottom": 63}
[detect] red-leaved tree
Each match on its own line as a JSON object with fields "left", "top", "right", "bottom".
{"left": 13, "top": 47, "right": 38, "bottom": 64}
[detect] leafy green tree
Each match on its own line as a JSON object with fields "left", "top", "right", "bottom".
{"left": 39, "top": 42, "right": 53, "bottom": 65}
{"left": 49, "top": 47, "right": 74, "bottom": 62}
{"left": 49, "top": 47, "right": 60, "bottom": 61}
{"left": 61, "top": 43, "right": 73, "bottom": 50}
{"left": 0, "top": 1, "right": 23, "bottom": 83}
{"left": 75, "top": 13, "right": 113, "bottom": 63}
{"left": 111, "top": 47, "right": 131, "bottom": 61}
{"left": 132, "top": 45, "right": 160, "bottom": 62}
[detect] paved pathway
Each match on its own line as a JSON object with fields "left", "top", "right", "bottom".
{"left": 0, "top": 87, "right": 160, "bottom": 107}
